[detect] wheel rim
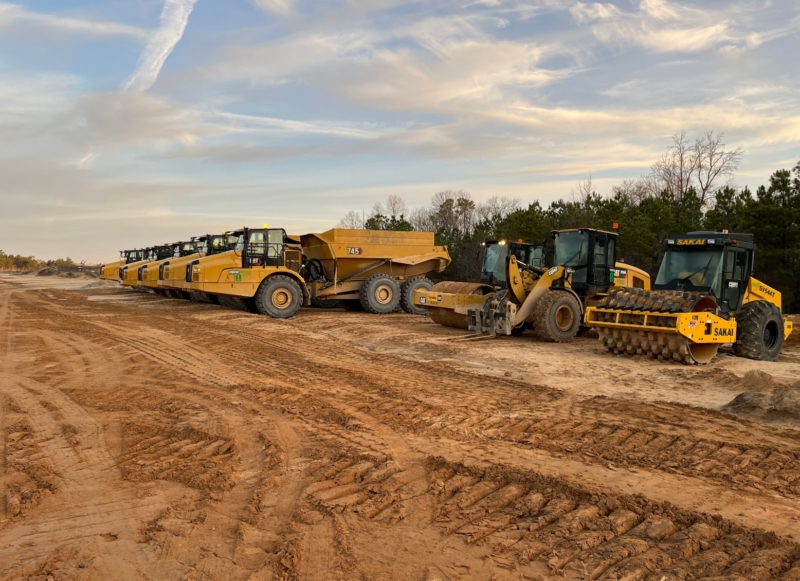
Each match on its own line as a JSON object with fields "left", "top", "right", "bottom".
{"left": 271, "top": 288, "right": 293, "bottom": 309}
{"left": 764, "top": 320, "right": 779, "bottom": 349}
{"left": 375, "top": 284, "right": 393, "bottom": 305}
{"left": 555, "top": 304, "right": 574, "bottom": 331}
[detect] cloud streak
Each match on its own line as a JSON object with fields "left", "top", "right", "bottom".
{"left": 0, "top": 2, "right": 147, "bottom": 39}
{"left": 123, "top": 0, "right": 199, "bottom": 93}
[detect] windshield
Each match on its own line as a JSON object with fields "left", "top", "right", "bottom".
{"left": 482, "top": 243, "right": 508, "bottom": 283}
{"left": 553, "top": 231, "right": 589, "bottom": 267}
{"left": 656, "top": 247, "right": 723, "bottom": 295}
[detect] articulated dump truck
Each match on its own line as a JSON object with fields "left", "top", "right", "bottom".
{"left": 585, "top": 231, "right": 793, "bottom": 364}
{"left": 101, "top": 249, "right": 145, "bottom": 281}
{"left": 184, "top": 228, "right": 450, "bottom": 318}
{"left": 415, "top": 228, "right": 651, "bottom": 342}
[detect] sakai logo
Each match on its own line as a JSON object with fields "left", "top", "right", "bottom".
{"left": 676, "top": 239, "right": 707, "bottom": 246}
{"left": 713, "top": 327, "right": 735, "bottom": 338}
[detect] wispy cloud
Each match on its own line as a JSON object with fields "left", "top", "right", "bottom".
{"left": 0, "top": 2, "right": 147, "bottom": 39}
{"left": 123, "top": 0, "right": 199, "bottom": 93}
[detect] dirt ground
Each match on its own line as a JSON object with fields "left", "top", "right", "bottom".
{"left": 3, "top": 273, "right": 800, "bottom": 581}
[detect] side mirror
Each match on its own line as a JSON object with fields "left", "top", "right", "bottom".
{"left": 652, "top": 250, "right": 659, "bottom": 268}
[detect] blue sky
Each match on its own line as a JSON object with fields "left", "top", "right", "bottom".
{"left": 1, "top": 0, "right": 799, "bottom": 261}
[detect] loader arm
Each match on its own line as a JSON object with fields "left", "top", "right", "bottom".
{"left": 509, "top": 265, "right": 567, "bottom": 327}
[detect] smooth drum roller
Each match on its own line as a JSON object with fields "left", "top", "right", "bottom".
{"left": 425, "top": 281, "right": 494, "bottom": 329}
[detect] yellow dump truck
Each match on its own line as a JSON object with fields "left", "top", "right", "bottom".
{"left": 102, "top": 249, "right": 151, "bottom": 281}
{"left": 120, "top": 245, "right": 175, "bottom": 290}
{"left": 300, "top": 229, "right": 451, "bottom": 314}
{"left": 158, "top": 233, "right": 238, "bottom": 301}
{"left": 186, "top": 227, "right": 450, "bottom": 318}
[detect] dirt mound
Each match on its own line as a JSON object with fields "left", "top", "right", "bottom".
{"left": 722, "top": 383, "right": 800, "bottom": 422}
{"left": 787, "top": 315, "right": 800, "bottom": 348}
{"left": 25, "top": 266, "right": 99, "bottom": 278}
{"left": 691, "top": 368, "right": 785, "bottom": 393}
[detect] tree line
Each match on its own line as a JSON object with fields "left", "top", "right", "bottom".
{"left": 338, "top": 131, "right": 800, "bottom": 313}
{"left": 0, "top": 251, "right": 76, "bottom": 272}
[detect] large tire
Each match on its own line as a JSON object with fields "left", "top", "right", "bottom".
{"left": 218, "top": 296, "right": 245, "bottom": 310}
{"left": 255, "top": 275, "right": 302, "bottom": 319}
{"left": 359, "top": 274, "right": 401, "bottom": 314}
{"left": 311, "top": 298, "right": 341, "bottom": 309}
{"left": 400, "top": 277, "right": 434, "bottom": 315}
{"left": 533, "top": 290, "right": 582, "bottom": 342}
{"left": 734, "top": 301, "right": 785, "bottom": 361}
{"left": 342, "top": 300, "right": 364, "bottom": 312}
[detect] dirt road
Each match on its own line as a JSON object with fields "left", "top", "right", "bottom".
{"left": 2, "top": 274, "right": 800, "bottom": 580}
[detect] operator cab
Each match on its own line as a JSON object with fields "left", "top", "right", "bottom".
{"left": 552, "top": 229, "right": 617, "bottom": 293}
{"left": 657, "top": 232, "right": 754, "bottom": 313}
{"left": 242, "top": 228, "right": 302, "bottom": 271}
{"left": 480, "top": 240, "right": 543, "bottom": 287}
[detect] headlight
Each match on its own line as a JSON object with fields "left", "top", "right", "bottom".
{"left": 192, "top": 265, "right": 200, "bottom": 273}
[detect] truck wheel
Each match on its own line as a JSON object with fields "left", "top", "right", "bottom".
{"left": 311, "top": 298, "right": 341, "bottom": 309}
{"left": 342, "top": 300, "right": 364, "bottom": 312}
{"left": 400, "top": 277, "right": 434, "bottom": 315}
{"left": 734, "top": 301, "right": 784, "bottom": 361}
{"left": 255, "top": 275, "right": 302, "bottom": 319}
{"left": 533, "top": 291, "right": 582, "bottom": 342}
{"left": 360, "top": 274, "right": 401, "bottom": 314}
{"left": 218, "top": 296, "right": 244, "bottom": 310}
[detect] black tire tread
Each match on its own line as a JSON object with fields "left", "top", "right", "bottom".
{"left": 255, "top": 275, "right": 302, "bottom": 319}
{"left": 359, "top": 274, "right": 401, "bottom": 314}
{"left": 533, "top": 290, "right": 582, "bottom": 343}
{"left": 734, "top": 300, "right": 784, "bottom": 361}
{"left": 400, "top": 277, "right": 434, "bottom": 315}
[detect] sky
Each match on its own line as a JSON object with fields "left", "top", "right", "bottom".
{"left": 1, "top": 0, "right": 799, "bottom": 262}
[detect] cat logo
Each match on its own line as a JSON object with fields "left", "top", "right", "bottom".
{"left": 676, "top": 239, "right": 707, "bottom": 246}
{"left": 713, "top": 327, "right": 735, "bottom": 338}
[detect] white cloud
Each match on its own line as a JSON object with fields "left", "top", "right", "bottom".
{"left": 0, "top": 2, "right": 147, "bottom": 39}
{"left": 123, "top": 0, "right": 199, "bottom": 93}
{"left": 250, "top": 0, "right": 294, "bottom": 15}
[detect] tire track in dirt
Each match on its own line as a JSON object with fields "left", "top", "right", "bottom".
{"left": 8, "top": 287, "right": 800, "bottom": 579}
{"left": 17, "top": 301, "right": 321, "bottom": 580}
{"left": 0, "top": 373, "right": 182, "bottom": 569}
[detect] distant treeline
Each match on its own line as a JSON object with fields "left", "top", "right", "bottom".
{"left": 0, "top": 251, "right": 77, "bottom": 272}
{"left": 338, "top": 131, "right": 800, "bottom": 313}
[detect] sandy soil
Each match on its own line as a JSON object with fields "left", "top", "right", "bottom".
{"left": 2, "top": 273, "right": 800, "bottom": 580}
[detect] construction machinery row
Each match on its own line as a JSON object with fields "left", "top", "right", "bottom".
{"left": 102, "top": 228, "right": 450, "bottom": 319}
{"left": 101, "top": 226, "right": 792, "bottom": 366}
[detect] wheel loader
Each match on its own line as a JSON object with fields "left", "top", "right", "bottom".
{"left": 585, "top": 231, "right": 793, "bottom": 364}
{"left": 186, "top": 227, "right": 451, "bottom": 319}
{"left": 414, "top": 228, "right": 651, "bottom": 342}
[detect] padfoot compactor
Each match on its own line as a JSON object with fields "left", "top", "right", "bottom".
{"left": 585, "top": 231, "right": 793, "bottom": 364}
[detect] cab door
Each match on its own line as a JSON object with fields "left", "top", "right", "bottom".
{"left": 590, "top": 233, "right": 614, "bottom": 290}
{"left": 720, "top": 247, "right": 749, "bottom": 312}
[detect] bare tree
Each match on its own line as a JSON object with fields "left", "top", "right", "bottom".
{"left": 408, "top": 207, "right": 434, "bottom": 232}
{"left": 336, "top": 210, "right": 363, "bottom": 229}
{"left": 612, "top": 178, "right": 651, "bottom": 203}
{"left": 693, "top": 130, "right": 744, "bottom": 205}
{"left": 476, "top": 196, "right": 521, "bottom": 221}
{"left": 571, "top": 175, "right": 598, "bottom": 202}
{"left": 645, "top": 130, "right": 743, "bottom": 204}
{"left": 650, "top": 131, "right": 697, "bottom": 200}
{"left": 384, "top": 194, "right": 407, "bottom": 218}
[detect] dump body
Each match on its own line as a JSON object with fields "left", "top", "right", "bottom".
{"left": 301, "top": 229, "right": 450, "bottom": 300}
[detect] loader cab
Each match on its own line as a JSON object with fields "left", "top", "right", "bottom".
{"left": 480, "top": 240, "right": 543, "bottom": 287}
{"left": 657, "top": 232, "right": 755, "bottom": 313}
{"left": 552, "top": 229, "right": 617, "bottom": 293}
{"left": 242, "top": 228, "right": 303, "bottom": 272}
